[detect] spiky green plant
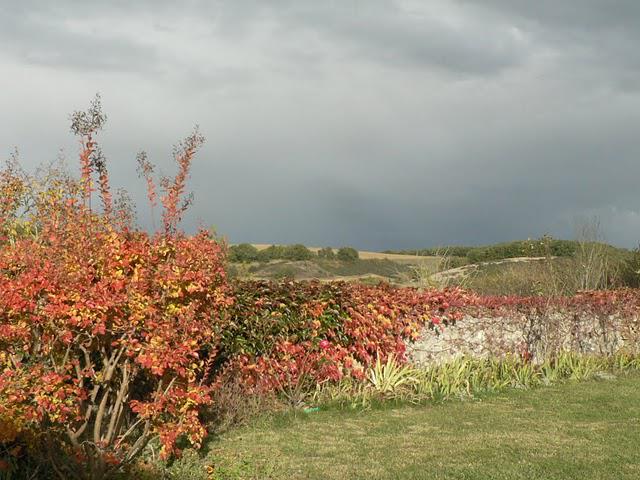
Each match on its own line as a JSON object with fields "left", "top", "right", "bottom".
{"left": 367, "top": 355, "right": 421, "bottom": 396}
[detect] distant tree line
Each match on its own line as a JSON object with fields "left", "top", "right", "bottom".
{"left": 229, "top": 244, "right": 359, "bottom": 263}
{"left": 385, "top": 238, "right": 596, "bottom": 263}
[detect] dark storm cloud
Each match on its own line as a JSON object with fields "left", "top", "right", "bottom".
{"left": 458, "top": 0, "right": 640, "bottom": 81}
{"left": 0, "top": 0, "right": 529, "bottom": 75}
{"left": 0, "top": 1, "right": 160, "bottom": 72}
{"left": 458, "top": 0, "right": 640, "bottom": 30}
{"left": 1, "top": 0, "right": 639, "bottom": 250}
{"left": 273, "top": 1, "right": 530, "bottom": 75}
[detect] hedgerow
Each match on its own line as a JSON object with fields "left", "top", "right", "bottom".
{"left": 216, "top": 281, "right": 465, "bottom": 393}
{"left": 214, "top": 282, "right": 640, "bottom": 399}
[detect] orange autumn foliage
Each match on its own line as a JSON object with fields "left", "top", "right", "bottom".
{"left": 0, "top": 97, "right": 229, "bottom": 479}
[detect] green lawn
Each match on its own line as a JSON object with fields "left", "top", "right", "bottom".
{"left": 167, "top": 373, "right": 640, "bottom": 480}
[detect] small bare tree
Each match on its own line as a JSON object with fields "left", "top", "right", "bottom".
{"left": 574, "top": 216, "right": 616, "bottom": 291}
{"left": 538, "top": 234, "right": 565, "bottom": 297}
{"left": 409, "top": 248, "right": 475, "bottom": 290}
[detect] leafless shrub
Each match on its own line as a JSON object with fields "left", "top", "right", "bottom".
{"left": 206, "top": 380, "right": 284, "bottom": 434}
{"left": 409, "top": 248, "right": 475, "bottom": 289}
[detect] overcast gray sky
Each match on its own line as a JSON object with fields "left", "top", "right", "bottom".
{"left": 1, "top": 0, "right": 639, "bottom": 250}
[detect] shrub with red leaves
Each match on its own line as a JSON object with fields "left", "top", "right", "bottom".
{"left": 0, "top": 97, "right": 229, "bottom": 479}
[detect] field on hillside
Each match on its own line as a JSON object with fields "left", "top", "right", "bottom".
{"left": 230, "top": 242, "right": 639, "bottom": 295}
{"left": 250, "top": 244, "right": 437, "bottom": 263}
{"left": 228, "top": 244, "right": 442, "bottom": 284}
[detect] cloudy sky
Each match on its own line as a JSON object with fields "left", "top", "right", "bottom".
{"left": 1, "top": 0, "right": 639, "bottom": 250}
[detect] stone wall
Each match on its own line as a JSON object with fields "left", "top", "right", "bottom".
{"left": 408, "top": 311, "right": 640, "bottom": 365}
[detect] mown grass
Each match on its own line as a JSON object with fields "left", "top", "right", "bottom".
{"left": 162, "top": 372, "right": 640, "bottom": 480}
